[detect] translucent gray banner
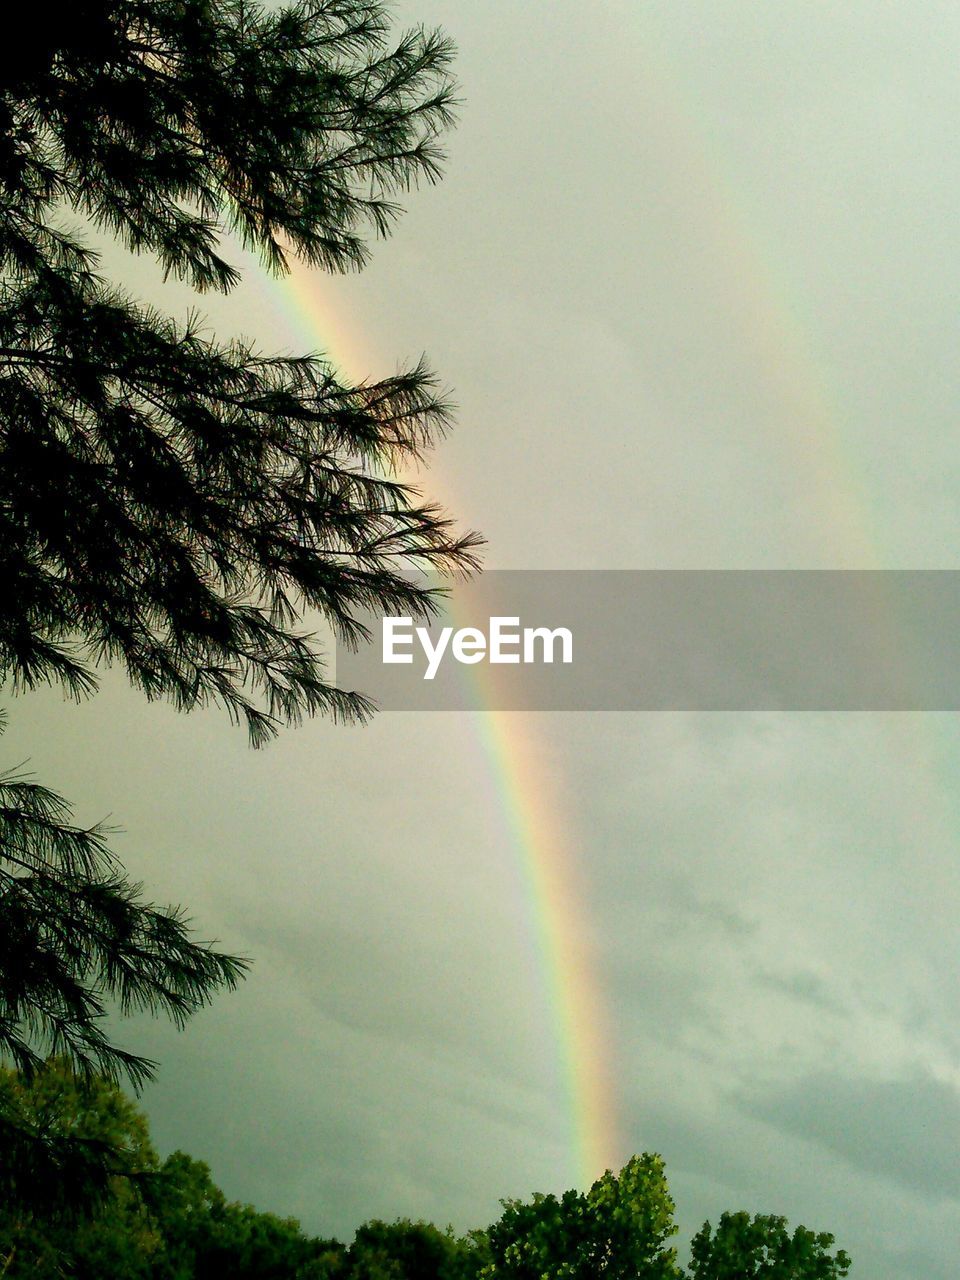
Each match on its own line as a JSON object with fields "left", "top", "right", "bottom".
{"left": 334, "top": 571, "right": 960, "bottom": 710}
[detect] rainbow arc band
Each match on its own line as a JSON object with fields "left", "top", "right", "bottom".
{"left": 268, "top": 266, "right": 620, "bottom": 1186}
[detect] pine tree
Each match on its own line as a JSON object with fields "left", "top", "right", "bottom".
{"left": 0, "top": 0, "right": 476, "bottom": 1188}
{"left": 0, "top": 0, "right": 480, "bottom": 744}
{"left": 0, "top": 715, "right": 247, "bottom": 1087}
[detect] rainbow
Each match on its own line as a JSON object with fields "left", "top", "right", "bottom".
{"left": 467, "top": 708, "right": 618, "bottom": 1185}
{"left": 239, "top": 35, "right": 952, "bottom": 1187}
{"left": 251, "top": 266, "right": 620, "bottom": 1187}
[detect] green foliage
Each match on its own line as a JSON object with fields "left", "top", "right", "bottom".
{"left": 688, "top": 1211, "right": 852, "bottom": 1279}
{"left": 165, "top": 1192, "right": 335, "bottom": 1280}
{"left": 347, "top": 1219, "right": 487, "bottom": 1280}
{"left": 0, "top": 697, "right": 246, "bottom": 1227}
{"left": 0, "top": 1064, "right": 344, "bottom": 1279}
{"left": 144, "top": 1151, "right": 229, "bottom": 1279}
{"left": 0, "top": 1058, "right": 163, "bottom": 1278}
{"left": 483, "top": 1155, "right": 683, "bottom": 1280}
{"left": 0, "top": 1070, "right": 855, "bottom": 1280}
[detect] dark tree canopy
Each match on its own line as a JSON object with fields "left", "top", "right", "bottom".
{"left": 347, "top": 1219, "right": 487, "bottom": 1280}
{"left": 0, "top": 1058, "right": 160, "bottom": 1248}
{"left": 2, "top": 0, "right": 459, "bottom": 282}
{"left": 0, "top": 0, "right": 480, "bottom": 745}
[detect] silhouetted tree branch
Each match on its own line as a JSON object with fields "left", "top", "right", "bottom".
{"left": 0, "top": 718, "right": 247, "bottom": 1088}
{"left": 1, "top": 0, "right": 481, "bottom": 744}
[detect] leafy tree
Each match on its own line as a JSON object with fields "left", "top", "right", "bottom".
{"left": 482, "top": 1155, "right": 682, "bottom": 1280}
{"left": 142, "top": 1150, "right": 230, "bottom": 1280}
{"left": 0, "top": 1063, "right": 346, "bottom": 1279}
{"left": 173, "top": 1192, "right": 336, "bottom": 1280}
{"left": 583, "top": 1156, "right": 682, "bottom": 1280}
{"left": 347, "top": 1219, "right": 487, "bottom": 1280}
{"left": 688, "top": 1211, "right": 851, "bottom": 1280}
{"left": 0, "top": 1058, "right": 164, "bottom": 1278}
{"left": 0, "top": 1081, "right": 858, "bottom": 1280}
{"left": 0, "top": 0, "right": 480, "bottom": 745}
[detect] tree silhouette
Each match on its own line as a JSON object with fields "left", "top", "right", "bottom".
{"left": 1, "top": 0, "right": 480, "bottom": 744}
{"left": 0, "top": 714, "right": 246, "bottom": 1089}
{"left": 0, "top": 0, "right": 475, "bottom": 1197}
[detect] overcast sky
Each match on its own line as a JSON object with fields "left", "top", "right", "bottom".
{"left": 10, "top": 3, "right": 960, "bottom": 1276}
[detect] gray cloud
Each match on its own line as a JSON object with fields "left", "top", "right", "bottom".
{"left": 738, "top": 1069, "right": 960, "bottom": 1201}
